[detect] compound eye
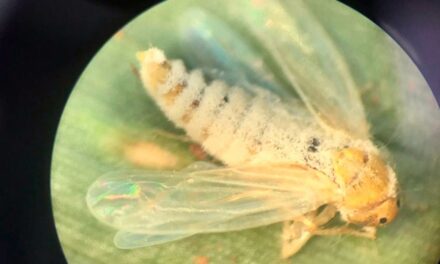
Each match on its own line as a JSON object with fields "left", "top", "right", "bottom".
{"left": 379, "top": 217, "right": 388, "bottom": 224}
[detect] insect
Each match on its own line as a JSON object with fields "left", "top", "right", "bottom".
{"left": 86, "top": 47, "right": 399, "bottom": 258}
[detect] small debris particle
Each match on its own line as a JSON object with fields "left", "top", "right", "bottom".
{"left": 114, "top": 30, "right": 124, "bottom": 41}
{"left": 130, "top": 63, "right": 140, "bottom": 79}
{"left": 123, "top": 141, "right": 178, "bottom": 169}
{"left": 193, "top": 255, "right": 209, "bottom": 264}
{"left": 189, "top": 143, "right": 207, "bottom": 160}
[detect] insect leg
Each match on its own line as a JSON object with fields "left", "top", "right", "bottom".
{"left": 313, "top": 205, "right": 338, "bottom": 225}
{"left": 150, "top": 129, "right": 211, "bottom": 161}
{"left": 314, "top": 225, "right": 377, "bottom": 239}
{"left": 305, "top": 205, "right": 377, "bottom": 239}
{"left": 150, "top": 129, "right": 192, "bottom": 142}
{"left": 281, "top": 205, "right": 337, "bottom": 258}
{"left": 281, "top": 219, "right": 313, "bottom": 259}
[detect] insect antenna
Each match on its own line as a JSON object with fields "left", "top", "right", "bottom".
{"left": 369, "top": 239, "right": 382, "bottom": 262}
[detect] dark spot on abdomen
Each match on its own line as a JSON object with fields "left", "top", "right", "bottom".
{"left": 308, "top": 145, "right": 318, "bottom": 152}
{"left": 191, "top": 99, "right": 200, "bottom": 108}
{"left": 310, "top": 137, "right": 320, "bottom": 146}
{"left": 307, "top": 137, "right": 320, "bottom": 152}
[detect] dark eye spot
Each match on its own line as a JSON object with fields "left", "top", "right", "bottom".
{"left": 379, "top": 217, "right": 387, "bottom": 224}
{"left": 223, "top": 95, "right": 229, "bottom": 103}
{"left": 396, "top": 199, "right": 400, "bottom": 208}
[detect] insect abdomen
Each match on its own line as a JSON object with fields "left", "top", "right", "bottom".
{"left": 138, "top": 48, "right": 330, "bottom": 166}
{"left": 138, "top": 49, "right": 254, "bottom": 161}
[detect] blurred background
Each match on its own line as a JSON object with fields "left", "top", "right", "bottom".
{"left": 0, "top": 0, "right": 438, "bottom": 263}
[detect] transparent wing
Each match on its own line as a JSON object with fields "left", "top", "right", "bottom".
{"left": 113, "top": 230, "right": 193, "bottom": 249}
{"left": 236, "top": 0, "right": 370, "bottom": 137}
{"left": 179, "top": 2, "right": 370, "bottom": 138}
{"left": 87, "top": 162, "right": 340, "bottom": 248}
{"left": 178, "top": 8, "right": 292, "bottom": 98}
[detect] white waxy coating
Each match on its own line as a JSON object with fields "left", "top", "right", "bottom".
{"left": 138, "top": 48, "right": 379, "bottom": 180}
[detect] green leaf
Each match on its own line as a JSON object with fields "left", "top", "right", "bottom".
{"left": 51, "top": 0, "right": 440, "bottom": 263}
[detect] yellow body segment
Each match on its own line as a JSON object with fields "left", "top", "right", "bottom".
{"left": 333, "top": 148, "right": 398, "bottom": 226}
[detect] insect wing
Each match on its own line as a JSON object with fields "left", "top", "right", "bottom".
{"left": 113, "top": 230, "right": 193, "bottom": 249}
{"left": 178, "top": 8, "right": 289, "bottom": 97}
{"left": 239, "top": 0, "right": 370, "bottom": 138}
{"left": 87, "top": 163, "right": 340, "bottom": 248}
{"left": 181, "top": 2, "right": 370, "bottom": 138}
